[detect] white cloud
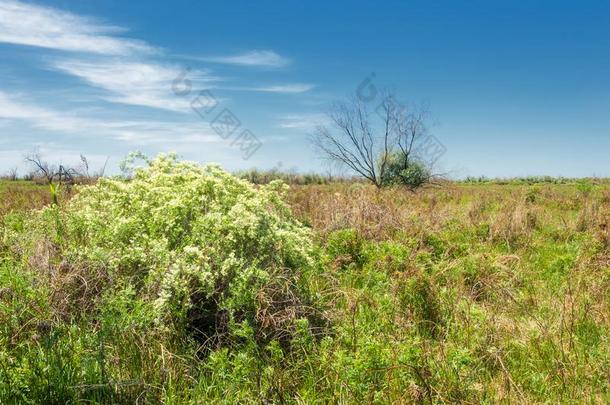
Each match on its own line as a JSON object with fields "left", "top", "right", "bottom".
{"left": 0, "top": 0, "right": 315, "bottom": 167}
{"left": 52, "top": 59, "right": 217, "bottom": 112}
{"left": 0, "top": 91, "right": 90, "bottom": 131}
{"left": 277, "top": 113, "right": 329, "bottom": 130}
{"left": 199, "top": 50, "right": 290, "bottom": 68}
{"left": 221, "top": 83, "right": 315, "bottom": 94}
{"left": 0, "top": 0, "right": 154, "bottom": 55}
{"left": 0, "top": 91, "right": 220, "bottom": 144}
{"left": 253, "top": 84, "right": 315, "bottom": 93}
{"left": 0, "top": 1, "right": 215, "bottom": 112}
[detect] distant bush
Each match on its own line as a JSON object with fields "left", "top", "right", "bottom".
{"left": 463, "top": 176, "right": 489, "bottom": 183}
{"left": 238, "top": 168, "right": 334, "bottom": 185}
{"left": 380, "top": 152, "right": 432, "bottom": 190}
{"left": 461, "top": 176, "right": 610, "bottom": 186}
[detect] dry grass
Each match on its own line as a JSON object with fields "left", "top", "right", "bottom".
{"left": 288, "top": 182, "right": 610, "bottom": 246}
{"left": 0, "top": 181, "right": 51, "bottom": 216}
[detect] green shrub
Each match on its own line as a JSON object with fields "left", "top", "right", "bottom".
{"left": 380, "top": 151, "right": 431, "bottom": 189}
{"left": 5, "top": 154, "right": 321, "bottom": 346}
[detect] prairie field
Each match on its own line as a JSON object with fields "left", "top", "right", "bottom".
{"left": 1, "top": 166, "right": 610, "bottom": 404}
{"left": 3, "top": 0, "right": 610, "bottom": 403}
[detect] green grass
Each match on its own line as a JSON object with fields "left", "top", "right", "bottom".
{"left": 1, "top": 175, "right": 610, "bottom": 403}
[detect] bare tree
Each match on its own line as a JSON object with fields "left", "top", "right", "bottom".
{"left": 2, "top": 167, "right": 18, "bottom": 181}
{"left": 25, "top": 152, "right": 59, "bottom": 184}
{"left": 313, "top": 98, "right": 387, "bottom": 187}
{"left": 25, "top": 152, "right": 81, "bottom": 185}
{"left": 313, "top": 92, "right": 440, "bottom": 189}
{"left": 24, "top": 151, "right": 102, "bottom": 205}
{"left": 384, "top": 97, "right": 439, "bottom": 188}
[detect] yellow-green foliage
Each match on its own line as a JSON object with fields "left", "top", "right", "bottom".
{"left": 2, "top": 155, "right": 318, "bottom": 349}
{"left": 55, "top": 155, "right": 313, "bottom": 327}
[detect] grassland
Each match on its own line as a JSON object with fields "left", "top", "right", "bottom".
{"left": 1, "top": 175, "right": 609, "bottom": 403}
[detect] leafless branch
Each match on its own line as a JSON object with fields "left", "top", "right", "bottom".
{"left": 312, "top": 92, "right": 443, "bottom": 189}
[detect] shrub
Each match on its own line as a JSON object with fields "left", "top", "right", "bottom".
{"left": 380, "top": 152, "right": 431, "bottom": 190}
{"left": 6, "top": 154, "right": 321, "bottom": 346}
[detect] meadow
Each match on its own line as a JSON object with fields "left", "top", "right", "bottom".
{"left": 1, "top": 159, "right": 609, "bottom": 403}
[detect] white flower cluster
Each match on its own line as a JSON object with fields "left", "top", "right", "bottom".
{"left": 20, "top": 154, "right": 315, "bottom": 326}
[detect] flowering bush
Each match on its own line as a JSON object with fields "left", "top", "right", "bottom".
{"left": 9, "top": 154, "right": 319, "bottom": 343}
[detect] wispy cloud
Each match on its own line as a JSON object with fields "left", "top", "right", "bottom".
{"left": 0, "top": 0, "right": 198, "bottom": 112}
{"left": 0, "top": 1, "right": 316, "bottom": 172}
{"left": 0, "top": 90, "right": 90, "bottom": 132}
{"left": 0, "top": 1, "right": 210, "bottom": 112}
{"left": 253, "top": 84, "right": 314, "bottom": 93}
{"left": 0, "top": 0, "right": 154, "bottom": 55}
{"left": 221, "top": 83, "right": 315, "bottom": 94}
{"left": 195, "top": 50, "right": 290, "bottom": 68}
{"left": 52, "top": 59, "right": 217, "bottom": 112}
{"left": 277, "top": 113, "right": 329, "bottom": 130}
{"left": 0, "top": 91, "right": 220, "bottom": 144}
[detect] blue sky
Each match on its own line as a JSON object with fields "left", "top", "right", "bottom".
{"left": 1, "top": 0, "right": 609, "bottom": 178}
